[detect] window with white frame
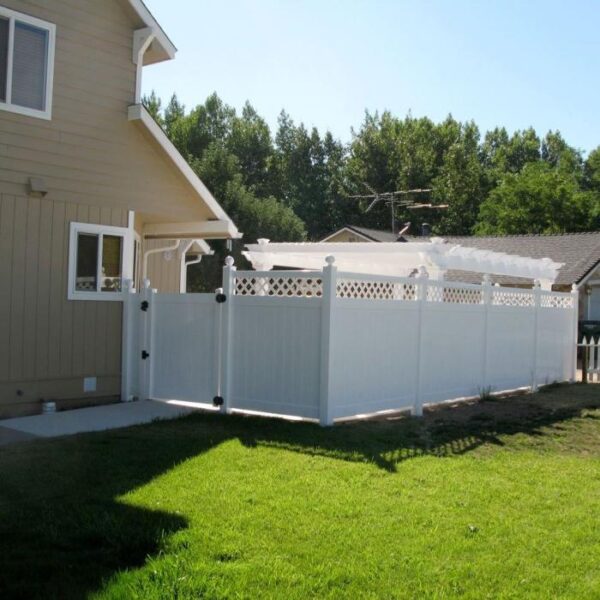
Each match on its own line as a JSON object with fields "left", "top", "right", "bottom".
{"left": 0, "top": 6, "right": 55, "bottom": 119}
{"left": 68, "top": 223, "right": 133, "bottom": 301}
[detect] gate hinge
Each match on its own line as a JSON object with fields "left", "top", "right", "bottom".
{"left": 215, "top": 293, "right": 227, "bottom": 304}
{"left": 141, "top": 350, "right": 150, "bottom": 360}
{"left": 141, "top": 300, "right": 149, "bottom": 311}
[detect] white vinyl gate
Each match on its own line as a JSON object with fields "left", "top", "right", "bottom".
{"left": 121, "top": 257, "right": 579, "bottom": 425}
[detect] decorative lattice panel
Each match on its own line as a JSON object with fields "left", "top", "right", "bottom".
{"left": 235, "top": 276, "right": 322, "bottom": 297}
{"left": 427, "top": 284, "right": 482, "bottom": 304}
{"left": 491, "top": 289, "right": 534, "bottom": 307}
{"left": 336, "top": 279, "right": 417, "bottom": 301}
{"left": 540, "top": 294, "right": 574, "bottom": 309}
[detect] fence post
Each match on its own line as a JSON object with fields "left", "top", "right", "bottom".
{"left": 412, "top": 265, "right": 429, "bottom": 417}
{"left": 480, "top": 274, "right": 492, "bottom": 394}
{"left": 216, "top": 256, "right": 235, "bottom": 414}
{"left": 570, "top": 284, "right": 579, "bottom": 383}
{"left": 120, "top": 279, "right": 136, "bottom": 402}
{"left": 319, "top": 255, "right": 337, "bottom": 426}
{"left": 139, "top": 278, "right": 156, "bottom": 401}
{"left": 531, "top": 280, "right": 541, "bottom": 392}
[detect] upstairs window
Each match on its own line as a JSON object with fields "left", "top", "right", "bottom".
{"left": 0, "top": 6, "right": 55, "bottom": 119}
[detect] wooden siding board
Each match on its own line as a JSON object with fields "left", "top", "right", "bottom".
{"left": 22, "top": 197, "right": 41, "bottom": 381}
{"left": 47, "top": 201, "right": 66, "bottom": 376}
{"left": 71, "top": 204, "right": 90, "bottom": 377}
{"left": 59, "top": 202, "right": 78, "bottom": 377}
{"left": 35, "top": 200, "right": 54, "bottom": 379}
{"left": 0, "top": 195, "right": 15, "bottom": 381}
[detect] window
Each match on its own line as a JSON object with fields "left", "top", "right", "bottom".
{"left": 68, "top": 223, "right": 133, "bottom": 301}
{"left": 0, "top": 6, "right": 55, "bottom": 119}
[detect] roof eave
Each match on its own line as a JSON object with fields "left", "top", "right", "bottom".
{"left": 128, "top": 104, "right": 241, "bottom": 239}
{"left": 127, "top": 0, "right": 177, "bottom": 64}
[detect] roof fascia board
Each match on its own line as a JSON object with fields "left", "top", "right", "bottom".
{"left": 575, "top": 259, "right": 600, "bottom": 287}
{"left": 143, "top": 220, "right": 241, "bottom": 240}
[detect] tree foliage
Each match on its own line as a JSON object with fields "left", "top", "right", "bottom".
{"left": 143, "top": 92, "right": 600, "bottom": 290}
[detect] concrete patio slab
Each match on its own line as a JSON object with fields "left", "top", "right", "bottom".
{"left": 0, "top": 400, "right": 198, "bottom": 441}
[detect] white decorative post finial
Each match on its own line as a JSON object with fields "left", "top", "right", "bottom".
{"left": 325, "top": 255, "right": 335, "bottom": 266}
{"left": 257, "top": 238, "right": 270, "bottom": 246}
{"left": 143, "top": 278, "right": 151, "bottom": 289}
{"left": 533, "top": 279, "right": 541, "bottom": 289}
{"left": 482, "top": 274, "right": 491, "bottom": 285}
{"left": 225, "top": 256, "right": 235, "bottom": 267}
{"left": 418, "top": 265, "right": 429, "bottom": 279}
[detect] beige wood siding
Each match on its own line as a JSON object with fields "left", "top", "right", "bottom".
{"left": 0, "top": 0, "right": 213, "bottom": 223}
{"left": 144, "top": 238, "right": 183, "bottom": 294}
{"left": 0, "top": 193, "right": 127, "bottom": 416}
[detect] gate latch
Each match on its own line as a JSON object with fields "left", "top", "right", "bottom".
{"left": 141, "top": 300, "right": 149, "bottom": 311}
{"left": 215, "top": 293, "right": 227, "bottom": 304}
{"left": 141, "top": 350, "right": 150, "bottom": 360}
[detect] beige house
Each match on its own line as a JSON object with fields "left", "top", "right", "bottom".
{"left": 0, "top": 0, "right": 240, "bottom": 417}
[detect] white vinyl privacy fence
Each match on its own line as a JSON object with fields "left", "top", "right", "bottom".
{"left": 122, "top": 257, "right": 578, "bottom": 425}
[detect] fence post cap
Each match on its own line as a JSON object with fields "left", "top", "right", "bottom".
{"left": 533, "top": 279, "right": 541, "bottom": 289}
{"left": 325, "top": 255, "right": 336, "bottom": 266}
{"left": 143, "top": 278, "right": 151, "bottom": 289}
{"left": 482, "top": 274, "right": 491, "bottom": 285}
{"left": 225, "top": 256, "right": 235, "bottom": 267}
{"left": 571, "top": 284, "right": 578, "bottom": 293}
{"left": 418, "top": 265, "right": 429, "bottom": 278}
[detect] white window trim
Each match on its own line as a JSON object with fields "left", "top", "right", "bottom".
{"left": 0, "top": 6, "right": 56, "bottom": 120}
{"left": 68, "top": 222, "right": 133, "bottom": 301}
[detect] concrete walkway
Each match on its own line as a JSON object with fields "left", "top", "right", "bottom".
{"left": 0, "top": 400, "right": 202, "bottom": 445}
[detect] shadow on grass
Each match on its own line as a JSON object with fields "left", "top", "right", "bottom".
{"left": 0, "top": 383, "right": 598, "bottom": 598}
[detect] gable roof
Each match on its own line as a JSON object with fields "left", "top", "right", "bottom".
{"left": 128, "top": 104, "right": 240, "bottom": 237}
{"left": 124, "top": 0, "right": 177, "bottom": 64}
{"left": 323, "top": 225, "right": 400, "bottom": 243}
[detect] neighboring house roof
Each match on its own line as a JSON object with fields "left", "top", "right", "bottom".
{"left": 322, "top": 225, "right": 401, "bottom": 243}
{"left": 442, "top": 233, "right": 600, "bottom": 287}
{"left": 323, "top": 226, "right": 600, "bottom": 286}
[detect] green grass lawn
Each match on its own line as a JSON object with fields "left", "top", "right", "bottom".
{"left": 2, "top": 384, "right": 600, "bottom": 599}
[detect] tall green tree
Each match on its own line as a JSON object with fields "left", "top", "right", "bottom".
{"left": 475, "top": 162, "right": 597, "bottom": 235}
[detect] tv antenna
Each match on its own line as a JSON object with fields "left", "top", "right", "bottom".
{"left": 348, "top": 184, "right": 447, "bottom": 233}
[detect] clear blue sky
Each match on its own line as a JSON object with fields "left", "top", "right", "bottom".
{"left": 143, "top": 0, "right": 600, "bottom": 154}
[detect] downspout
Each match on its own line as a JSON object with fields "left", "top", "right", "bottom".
{"left": 143, "top": 239, "right": 181, "bottom": 283}
{"left": 181, "top": 255, "right": 203, "bottom": 293}
{"left": 178, "top": 239, "right": 196, "bottom": 293}
{"left": 133, "top": 27, "right": 155, "bottom": 104}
